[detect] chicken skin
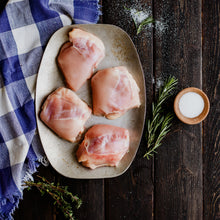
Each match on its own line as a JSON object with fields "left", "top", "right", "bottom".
{"left": 40, "top": 87, "right": 91, "bottom": 142}
{"left": 76, "top": 124, "right": 129, "bottom": 169}
{"left": 91, "top": 66, "right": 141, "bottom": 119}
{"left": 57, "top": 28, "right": 105, "bottom": 91}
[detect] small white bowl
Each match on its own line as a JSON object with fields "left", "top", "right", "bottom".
{"left": 174, "top": 87, "right": 210, "bottom": 125}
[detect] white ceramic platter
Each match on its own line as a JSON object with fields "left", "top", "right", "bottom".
{"left": 35, "top": 24, "right": 146, "bottom": 179}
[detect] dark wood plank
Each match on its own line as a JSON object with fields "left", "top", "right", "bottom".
{"left": 153, "top": 0, "right": 203, "bottom": 219}
{"left": 55, "top": 4, "right": 105, "bottom": 220}
{"left": 14, "top": 167, "right": 105, "bottom": 220}
{"left": 102, "top": 1, "right": 154, "bottom": 219}
{"left": 13, "top": 165, "right": 56, "bottom": 220}
{"left": 55, "top": 177, "right": 104, "bottom": 220}
{"left": 202, "top": 0, "right": 220, "bottom": 219}
{"left": 0, "top": 0, "right": 7, "bottom": 13}
{"left": 54, "top": 5, "right": 105, "bottom": 220}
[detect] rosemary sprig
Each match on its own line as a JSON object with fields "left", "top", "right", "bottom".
{"left": 23, "top": 175, "right": 82, "bottom": 220}
{"left": 144, "top": 76, "right": 178, "bottom": 159}
{"left": 124, "top": 7, "right": 154, "bottom": 34}
{"left": 136, "top": 16, "right": 154, "bottom": 35}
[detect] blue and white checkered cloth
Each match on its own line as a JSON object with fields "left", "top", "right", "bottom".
{"left": 0, "top": 0, "right": 101, "bottom": 219}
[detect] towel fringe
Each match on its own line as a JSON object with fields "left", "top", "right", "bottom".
{"left": 0, "top": 155, "right": 49, "bottom": 219}
{"left": 38, "top": 156, "right": 49, "bottom": 167}
{"left": 0, "top": 193, "right": 21, "bottom": 220}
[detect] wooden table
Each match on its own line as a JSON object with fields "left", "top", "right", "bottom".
{"left": 1, "top": 0, "right": 218, "bottom": 219}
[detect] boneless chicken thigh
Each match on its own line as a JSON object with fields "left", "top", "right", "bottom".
{"left": 76, "top": 124, "right": 129, "bottom": 169}
{"left": 57, "top": 28, "right": 105, "bottom": 91}
{"left": 91, "top": 66, "right": 141, "bottom": 119}
{"left": 40, "top": 87, "right": 91, "bottom": 142}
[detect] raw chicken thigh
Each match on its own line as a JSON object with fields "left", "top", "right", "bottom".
{"left": 91, "top": 66, "right": 141, "bottom": 119}
{"left": 40, "top": 87, "right": 91, "bottom": 142}
{"left": 76, "top": 124, "right": 129, "bottom": 169}
{"left": 57, "top": 28, "right": 105, "bottom": 91}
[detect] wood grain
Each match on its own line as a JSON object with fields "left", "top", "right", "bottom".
{"left": 13, "top": 166, "right": 55, "bottom": 220}
{"left": 202, "top": 0, "right": 220, "bottom": 219}
{"left": 55, "top": 178, "right": 104, "bottom": 220}
{"left": 102, "top": 1, "right": 154, "bottom": 219}
{"left": 8, "top": 0, "right": 220, "bottom": 219}
{"left": 153, "top": 0, "right": 203, "bottom": 219}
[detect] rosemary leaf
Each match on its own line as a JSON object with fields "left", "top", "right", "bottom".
{"left": 144, "top": 76, "right": 178, "bottom": 159}
{"left": 124, "top": 7, "right": 154, "bottom": 35}
{"left": 136, "top": 16, "right": 154, "bottom": 34}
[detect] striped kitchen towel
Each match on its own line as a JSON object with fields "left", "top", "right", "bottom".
{"left": 0, "top": 0, "right": 101, "bottom": 219}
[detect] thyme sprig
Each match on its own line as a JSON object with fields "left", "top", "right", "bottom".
{"left": 23, "top": 175, "right": 82, "bottom": 220}
{"left": 144, "top": 76, "right": 178, "bottom": 159}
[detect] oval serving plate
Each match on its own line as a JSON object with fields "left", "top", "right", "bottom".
{"left": 35, "top": 24, "right": 146, "bottom": 179}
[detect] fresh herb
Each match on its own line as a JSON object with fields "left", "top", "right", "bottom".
{"left": 144, "top": 76, "right": 178, "bottom": 159}
{"left": 136, "top": 16, "right": 154, "bottom": 34}
{"left": 124, "top": 7, "right": 154, "bottom": 34}
{"left": 23, "top": 175, "right": 82, "bottom": 220}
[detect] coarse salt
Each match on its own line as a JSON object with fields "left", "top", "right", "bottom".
{"left": 129, "top": 8, "right": 150, "bottom": 24}
{"left": 179, "top": 92, "right": 204, "bottom": 118}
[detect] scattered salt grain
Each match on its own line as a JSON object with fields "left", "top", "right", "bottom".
{"left": 156, "top": 77, "right": 164, "bottom": 89}
{"left": 129, "top": 8, "right": 151, "bottom": 26}
{"left": 179, "top": 92, "right": 204, "bottom": 118}
{"left": 155, "top": 20, "right": 168, "bottom": 36}
{"left": 126, "top": 6, "right": 168, "bottom": 38}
